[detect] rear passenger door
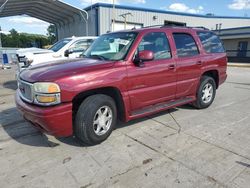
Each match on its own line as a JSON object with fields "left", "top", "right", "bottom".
{"left": 172, "top": 33, "right": 202, "bottom": 98}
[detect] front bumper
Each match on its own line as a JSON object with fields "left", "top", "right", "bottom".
{"left": 15, "top": 92, "right": 73, "bottom": 137}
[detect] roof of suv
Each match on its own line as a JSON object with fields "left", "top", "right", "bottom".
{"left": 111, "top": 25, "right": 211, "bottom": 34}
{"left": 64, "top": 36, "right": 98, "bottom": 40}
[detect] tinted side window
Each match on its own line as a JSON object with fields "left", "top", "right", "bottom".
{"left": 197, "top": 32, "right": 225, "bottom": 53}
{"left": 173, "top": 33, "right": 199, "bottom": 57}
{"left": 49, "top": 39, "right": 71, "bottom": 52}
{"left": 69, "top": 39, "right": 94, "bottom": 52}
{"left": 138, "top": 32, "right": 171, "bottom": 60}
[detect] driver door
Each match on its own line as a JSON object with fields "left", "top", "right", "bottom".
{"left": 127, "top": 32, "right": 177, "bottom": 111}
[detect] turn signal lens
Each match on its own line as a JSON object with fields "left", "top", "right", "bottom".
{"left": 48, "top": 84, "right": 59, "bottom": 93}
{"left": 36, "top": 95, "right": 57, "bottom": 103}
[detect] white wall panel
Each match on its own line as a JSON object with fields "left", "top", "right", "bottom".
{"left": 99, "top": 7, "right": 250, "bottom": 35}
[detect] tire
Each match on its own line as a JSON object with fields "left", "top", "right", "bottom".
{"left": 74, "top": 94, "right": 117, "bottom": 145}
{"left": 193, "top": 76, "right": 216, "bottom": 109}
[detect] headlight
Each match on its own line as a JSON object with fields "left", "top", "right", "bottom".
{"left": 33, "top": 82, "right": 61, "bottom": 106}
{"left": 25, "top": 53, "right": 34, "bottom": 65}
{"left": 27, "top": 58, "right": 33, "bottom": 65}
{"left": 34, "top": 82, "right": 60, "bottom": 93}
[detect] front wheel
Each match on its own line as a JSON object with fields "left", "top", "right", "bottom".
{"left": 74, "top": 94, "right": 117, "bottom": 145}
{"left": 193, "top": 76, "right": 216, "bottom": 109}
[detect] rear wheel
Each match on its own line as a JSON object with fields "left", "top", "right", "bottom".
{"left": 74, "top": 94, "right": 117, "bottom": 145}
{"left": 193, "top": 76, "right": 216, "bottom": 109}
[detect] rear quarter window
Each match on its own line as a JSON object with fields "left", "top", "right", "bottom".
{"left": 197, "top": 31, "right": 225, "bottom": 53}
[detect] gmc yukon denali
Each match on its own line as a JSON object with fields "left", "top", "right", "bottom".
{"left": 16, "top": 26, "right": 227, "bottom": 145}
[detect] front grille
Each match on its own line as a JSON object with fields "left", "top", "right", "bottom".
{"left": 18, "top": 79, "right": 33, "bottom": 103}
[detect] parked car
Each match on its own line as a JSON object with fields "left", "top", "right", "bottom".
{"left": 16, "top": 47, "right": 53, "bottom": 72}
{"left": 16, "top": 36, "right": 97, "bottom": 71}
{"left": 16, "top": 26, "right": 227, "bottom": 145}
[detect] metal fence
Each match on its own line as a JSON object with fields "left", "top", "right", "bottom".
{"left": 226, "top": 50, "right": 250, "bottom": 63}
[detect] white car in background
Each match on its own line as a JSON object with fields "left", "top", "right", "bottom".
{"left": 17, "top": 47, "right": 52, "bottom": 57}
{"left": 16, "top": 36, "right": 97, "bottom": 71}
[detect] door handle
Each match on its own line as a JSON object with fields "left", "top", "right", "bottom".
{"left": 169, "top": 64, "right": 175, "bottom": 70}
{"left": 197, "top": 61, "right": 203, "bottom": 65}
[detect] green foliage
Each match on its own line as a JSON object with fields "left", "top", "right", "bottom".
{"left": 47, "top": 24, "right": 57, "bottom": 44}
{"left": 1, "top": 28, "right": 50, "bottom": 48}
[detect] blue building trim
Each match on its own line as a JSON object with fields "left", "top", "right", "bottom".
{"left": 218, "top": 32, "right": 250, "bottom": 37}
{"left": 84, "top": 3, "right": 250, "bottom": 20}
{"left": 215, "top": 26, "right": 250, "bottom": 31}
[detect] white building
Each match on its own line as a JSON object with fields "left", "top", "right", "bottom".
{"left": 82, "top": 3, "right": 250, "bottom": 36}
{"left": 214, "top": 27, "right": 250, "bottom": 62}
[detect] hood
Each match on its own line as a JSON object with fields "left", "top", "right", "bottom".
{"left": 17, "top": 48, "right": 53, "bottom": 56}
{"left": 28, "top": 52, "right": 55, "bottom": 65}
{"left": 19, "top": 58, "right": 115, "bottom": 83}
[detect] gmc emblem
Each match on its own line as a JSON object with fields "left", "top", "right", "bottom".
{"left": 19, "top": 86, "right": 25, "bottom": 94}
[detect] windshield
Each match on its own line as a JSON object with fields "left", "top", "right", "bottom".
{"left": 49, "top": 39, "right": 71, "bottom": 52}
{"left": 84, "top": 32, "right": 137, "bottom": 61}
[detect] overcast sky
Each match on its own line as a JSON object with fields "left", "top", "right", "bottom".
{"left": 0, "top": 0, "right": 249, "bottom": 35}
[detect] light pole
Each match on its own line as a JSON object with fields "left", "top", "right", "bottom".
{"left": 0, "top": 27, "right": 2, "bottom": 48}
{"left": 119, "top": 13, "right": 132, "bottom": 30}
{"left": 79, "top": 10, "right": 89, "bottom": 36}
{"left": 0, "top": 0, "right": 10, "bottom": 47}
{"left": 112, "top": 0, "right": 116, "bottom": 31}
{"left": 0, "top": 0, "right": 9, "bottom": 12}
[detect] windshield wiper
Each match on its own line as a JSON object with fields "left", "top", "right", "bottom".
{"left": 80, "top": 54, "right": 87, "bottom": 58}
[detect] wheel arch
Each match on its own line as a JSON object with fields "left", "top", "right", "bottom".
{"left": 201, "top": 69, "right": 219, "bottom": 89}
{"left": 72, "top": 87, "right": 126, "bottom": 122}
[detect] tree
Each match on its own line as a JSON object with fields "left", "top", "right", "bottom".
{"left": 1, "top": 28, "right": 50, "bottom": 48}
{"left": 9, "top": 29, "right": 19, "bottom": 47}
{"left": 47, "top": 24, "right": 57, "bottom": 44}
{"left": 9, "top": 28, "right": 18, "bottom": 36}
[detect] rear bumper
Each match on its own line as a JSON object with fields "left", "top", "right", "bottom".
{"left": 15, "top": 92, "right": 73, "bottom": 137}
{"left": 219, "top": 72, "right": 227, "bottom": 86}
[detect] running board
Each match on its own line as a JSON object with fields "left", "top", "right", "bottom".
{"left": 131, "top": 97, "right": 194, "bottom": 117}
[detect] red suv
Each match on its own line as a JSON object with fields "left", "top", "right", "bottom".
{"left": 16, "top": 26, "right": 227, "bottom": 145}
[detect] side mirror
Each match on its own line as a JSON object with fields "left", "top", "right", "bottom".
{"left": 64, "top": 50, "right": 70, "bottom": 57}
{"left": 134, "top": 50, "right": 154, "bottom": 67}
{"left": 64, "top": 49, "right": 74, "bottom": 57}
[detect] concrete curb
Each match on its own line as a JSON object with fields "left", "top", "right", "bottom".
{"left": 228, "top": 63, "right": 250, "bottom": 68}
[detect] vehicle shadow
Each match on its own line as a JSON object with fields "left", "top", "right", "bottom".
{"left": 177, "top": 103, "right": 197, "bottom": 110}
{"left": 1, "top": 105, "right": 190, "bottom": 148}
{"left": 57, "top": 117, "right": 154, "bottom": 147}
{"left": 3, "top": 80, "right": 18, "bottom": 90}
{"left": 0, "top": 107, "right": 60, "bottom": 147}
{"left": 58, "top": 108, "right": 180, "bottom": 147}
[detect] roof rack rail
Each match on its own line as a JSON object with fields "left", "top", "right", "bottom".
{"left": 161, "top": 25, "right": 209, "bottom": 30}
{"left": 191, "top": 26, "right": 209, "bottom": 30}
{"left": 140, "top": 25, "right": 163, "bottom": 29}
{"left": 132, "top": 25, "right": 209, "bottom": 30}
